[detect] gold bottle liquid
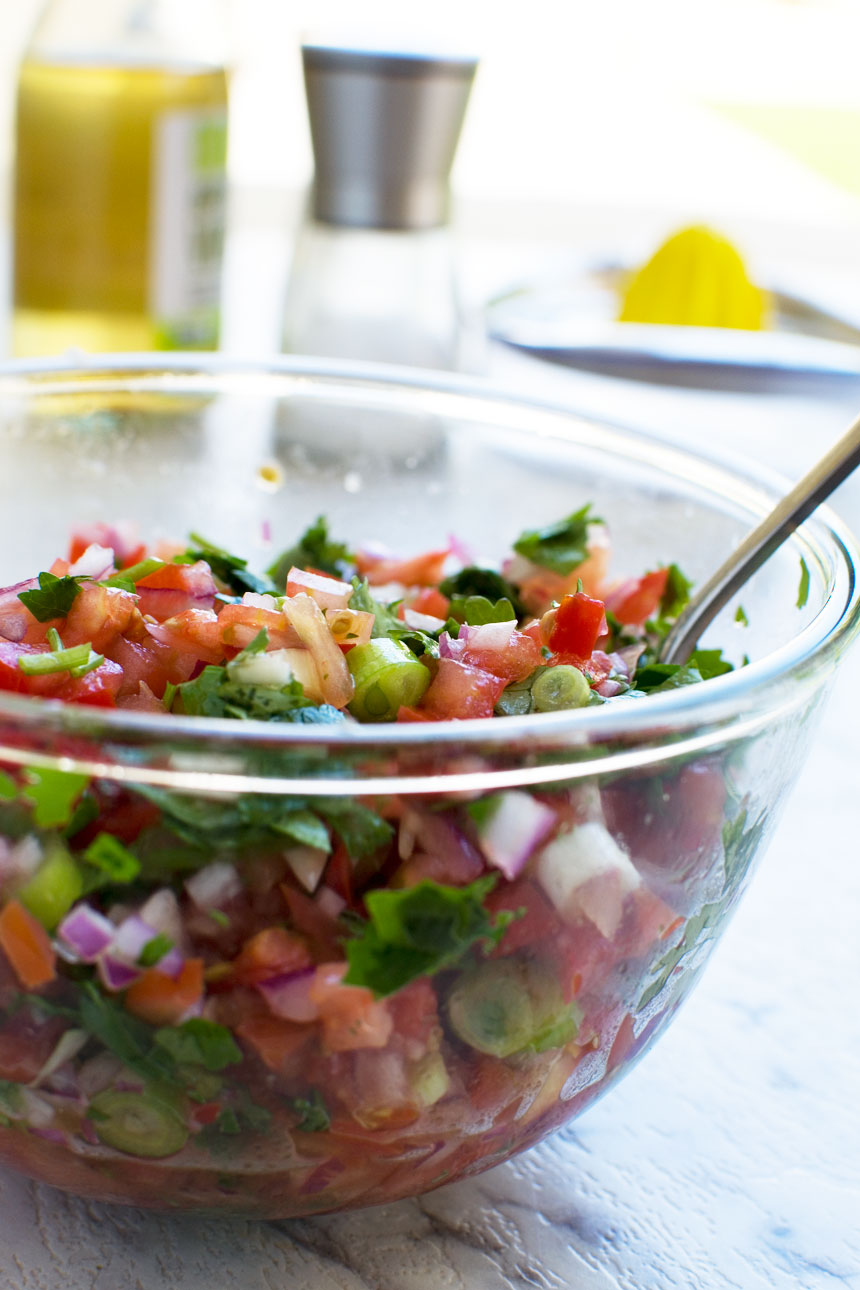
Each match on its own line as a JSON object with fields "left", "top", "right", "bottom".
{"left": 13, "top": 57, "right": 228, "bottom": 357}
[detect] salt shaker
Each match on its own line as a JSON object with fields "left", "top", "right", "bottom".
{"left": 281, "top": 39, "right": 478, "bottom": 370}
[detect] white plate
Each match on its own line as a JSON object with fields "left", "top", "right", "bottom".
{"left": 486, "top": 265, "right": 860, "bottom": 387}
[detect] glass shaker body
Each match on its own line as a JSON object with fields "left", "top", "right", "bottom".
{"left": 12, "top": 0, "right": 230, "bottom": 357}
{"left": 282, "top": 219, "right": 462, "bottom": 370}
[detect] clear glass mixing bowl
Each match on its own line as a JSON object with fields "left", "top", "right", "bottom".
{"left": 0, "top": 355, "right": 857, "bottom": 1217}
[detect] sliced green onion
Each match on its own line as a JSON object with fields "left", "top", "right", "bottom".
{"left": 18, "top": 642, "right": 104, "bottom": 677}
{"left": 531, "top": 664, "right": 592, "bottom": 712}
{"left": 346, "top": 638, "right": 430, "bottom": 722}
{"left": 101, "top": 557, "right": 165, "bottom": 589}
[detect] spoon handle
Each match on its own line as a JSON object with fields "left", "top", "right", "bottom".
{"left": 659, "top": 411, "right": 860, "bottom": 665}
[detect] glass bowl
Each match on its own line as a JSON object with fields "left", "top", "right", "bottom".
{"left": 0, "top": 354, "right": 857, "bottom": 1218}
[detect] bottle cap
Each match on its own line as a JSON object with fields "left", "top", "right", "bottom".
{"left": 302, "top": 39, "right": 478, "bottom": 230}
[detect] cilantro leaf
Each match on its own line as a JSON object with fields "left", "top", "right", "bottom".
{"left": 268, "top": 516, "right": 353, "bottom": 586}
{"left": 154, "top": 1019, "right": 243, "bottom": 1072}
{"left": 289, "top": 1088, "right": 330, "bottom": 1133}
{"left": 78, "top": 982, "right": 177, "bottom": 1086}
{"left": 439, "top": 567, "right": 525, "bottom": 618}
{"left": 449, "top": 595, "right": 516, "bottom": 626}
{"left": 797, "top": 557, "right": 810, "bottom": 610}
{"left": 18, "top": 571, "right": 82, "bottom": 622}
{"left": 138, "top": 933, "right": 175, "bottom": 968}
{"left": 0, "top": 772, "right": 16, "bottom": 801}
{"left": 316, "top": 799, "right": 394, "bottom": 858}
{"left": 512, "top": 505, "right": 600, "bottom": 576}
{"left": 270, "top": 808, "right": 331, "bottom": 852}
{"left": 658, "top": 563, "right": 692, "bottom": 619}
{"left": 633, "top": 648, "right": 734, "bottom": 693}
{"left": 344, "top": 875, "right": 511, "bottom": 996}
{"left": 181, "top": 535, "right": 277, "bottom": 596}
{"left": 176, "top": 661, "right": 345, "bottom": 724}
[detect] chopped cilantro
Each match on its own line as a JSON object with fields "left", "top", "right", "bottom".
{"left": 154, "top": 1018, "right": 243, "bottom": 1072}
{"left": 344, "top": 875, "right": 513, "bottom": 997}
{"left": 658, "top": 563, "right": 692, "bottom": 620}
{"left": 349, "top": 577, "right": 440, "bottom": 657}
{"left": 734, "top": 604, "right": 749, "bottom": 626}
{"left": 17, "top": 571, "right": 82, "bottom": 622}
{"left": 270, "top": 808, "right": 331, "bottom": 852}
{"left": 0, "top": 772, "right": 17, "bottom": 801}
{"left": 512, "top": 505, "right": 600, "bottom": 576}
{"left": 289, "top": 1088, "right": 330, "bottom": 1133}
{"left": 181, "top": 534, "right": 276, "bottom": 596}
{"left": 138, "top": 933, "right": 175, "bottom": 968}
{"left": 797, "top": 557, "right": 810, "bottom": 610}
{"left": 634, "top": 648, "right": 734, "bottom": 693}
{"left": 268, "top": 516, "right": 353, "bottom": 586}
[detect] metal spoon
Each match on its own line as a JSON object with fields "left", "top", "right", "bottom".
{"left": 659, "top": 410, "right": 860, "bottom": 665}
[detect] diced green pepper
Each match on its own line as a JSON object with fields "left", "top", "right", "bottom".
{"left": 17, "top": 838, "right": 83, "bottom": 930}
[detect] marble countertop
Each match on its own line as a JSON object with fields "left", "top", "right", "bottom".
{"left": 2, "top": 210, "right": 860, "bottom": 1288}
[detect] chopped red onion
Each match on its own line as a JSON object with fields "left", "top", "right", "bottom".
{"left": 97, "top": 953, "right": 143, "bottom": 992}
{"left": 112, "top": 913, "right": 157, "bottom": 962}
{"left": 402, "top": 607, "right": 446, "bottom": 632}
{"left": 139, "top": 888, "right": 184, "bottom": 945}
{"left": 57, "top": 903, "right": 116, "bottom": 963}
{"left": 257, "top": 968, "right": 319, "bottom": 1022}
{"left": 473, "top": 790, "right": 556, "bottom": 880}
{"left": 0, "top": 577, "right": 40, "bottom": 641}
{"left": 67, "top": 543, "right": 115, "bottom": 579}
{"left": 460, "top": 620, "right": 517, "bottom": 650}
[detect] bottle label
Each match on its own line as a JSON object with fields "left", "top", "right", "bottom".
{"left": 150, "top": 108, "right": 227, "bottom": 348}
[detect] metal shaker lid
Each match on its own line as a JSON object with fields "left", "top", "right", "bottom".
{"left": 302, "top": 38, "right": 478, "bottom": 230}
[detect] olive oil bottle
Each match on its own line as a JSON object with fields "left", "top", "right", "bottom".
{"left": 12, "top": 0, "right": 229, "bottom": 357}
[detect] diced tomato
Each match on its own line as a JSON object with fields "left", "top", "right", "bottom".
{"left": 69, "top": 523, "right": 145, "bottom": 569}
{"left": 386, "top": 978, "right": 440, "bottom": 1054}
{"left": 0, "top": 1009, "right": 67, "bottom": 1083}
{"left": 604, "top": 568, "right": 669, "bottom": 627}
{"left": 124, "top": 958, "right": 204, "bottom": 1026}
{"left": 546, "top": 591, "right": 607, "bottom": 658}
{"left": 146, "top": 608, "right": 224, "bottom": 664}
{"left": 285, "top": 568, "right": 352, "bottom": 611}
{"left": 449, "top": 627, "right": 542, "bottom": 684}
{"left": 236, "top": 1015, "right": 315, "bottom": 1073}
{"left": 216, "top": 601, "right": 300, "bottom": 651}
{"left": 280, "top": 884, "right": 343, "bottom": 961}
{"left": 61, "top": 583, "right": 138, "bottom": 651}
{"left": 418, "top": 658, "right": 506, "bottom": 720}
{"left": 602, "top": 761, "right": 727, "bottom": 874}
{"left": 323, "top": 842, "right": 354, "bottom": 907}
{"left": 396, "top": 705, "right": 434, "bottom": 722}
{"left": 135, "top": 561, "right": 217, "bottom": 619}
{"left": 0, "top": 642, "right": 123, "bottom": 707}
{"left": 54, "top": 658, "right": 124, "bottom": 707}
{"left": 309, "top": 962, "right": 393, "bottom": 1052}
{"left": 102, "top": 633, "right": 196, "bottom": 699}
{"left": 0, "top": 900, "right": 56, "bottom": 990}
{"left": 408, "top": 587, "right": 451, "bottom": 619}
{"left": 232, "top": 927, "right": 312, "bottom": 986}
{"left": 355, "top": 548, "right": 450, "bottom": 587}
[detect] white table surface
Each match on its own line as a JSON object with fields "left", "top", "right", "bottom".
{"left": 2, "top": 204, "right": 860, "bottom": 1290}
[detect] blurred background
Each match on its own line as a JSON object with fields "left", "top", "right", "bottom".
{"left": 1, "top": 0, "right": 859, "bottom": 358}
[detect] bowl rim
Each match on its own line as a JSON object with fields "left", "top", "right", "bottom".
{"left": 0, "top": 352, "right": 858, "bottom": 782}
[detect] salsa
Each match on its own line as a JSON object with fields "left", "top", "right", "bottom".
{"left": 0, "top": 511, "right": 751, "bottom": 1215}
